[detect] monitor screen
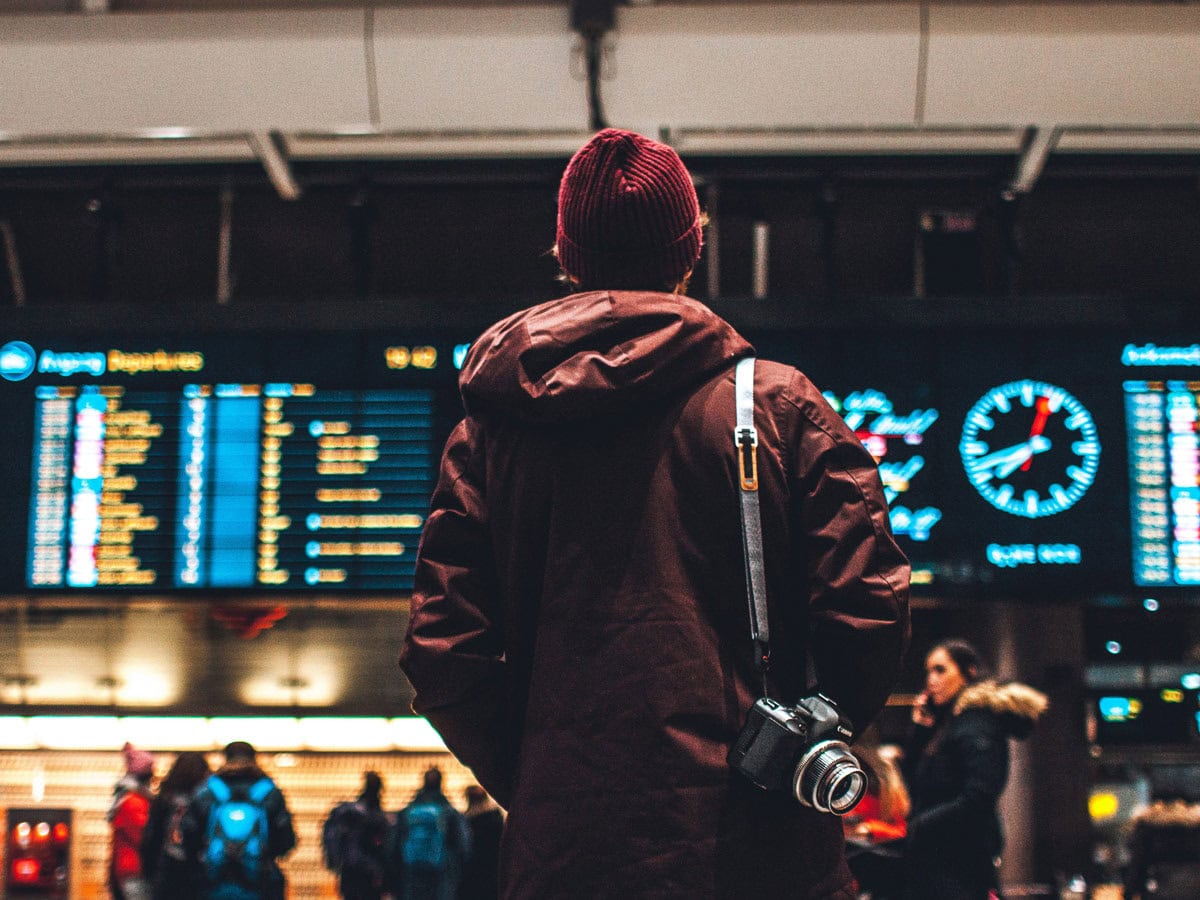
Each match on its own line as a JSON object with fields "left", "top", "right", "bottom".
{"left": 3, "top": 327, "right": 1200, "bottom": 597}
{"left": 1091, "top": 689, "right": 1200, "bottom": 746}
{"left": 752, "top": 328, "right": 1130, "bottom": 594}
{"left": 1, "top": 334, "right": 466, "bottom": 593}
{"left": 1121, "top": 343, "right": 1200, "bottom": 586}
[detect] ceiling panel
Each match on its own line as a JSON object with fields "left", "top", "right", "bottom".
{"left": 373, "top": 6, "right": 586, "bottom": 131}
{"left": 608, "top": 3, "right": 922, "bottom": 132}
{"left": 0, "top": 10, "right": 371, "bottom": 135}
{"left": 925, "top": 5, "right": 1200, "bottom": 127}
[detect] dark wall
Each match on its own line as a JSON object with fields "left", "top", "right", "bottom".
{"left": 2, "top": 154, "right": 1199, "bottom": 327}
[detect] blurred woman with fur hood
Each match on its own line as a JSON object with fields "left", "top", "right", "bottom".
{"left": 901, "top": 639, "right": 1048, "bottom": 900}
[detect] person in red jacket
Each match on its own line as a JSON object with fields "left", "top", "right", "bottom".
{"left": 400, "top": 128, "right": 910, "bottom": 899}
{"left": 109, "top": 742, "right": 154, "bottom": 900}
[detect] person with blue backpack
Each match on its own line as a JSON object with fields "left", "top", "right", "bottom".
{"left": 386, "top": 767, "right": 470, "bottom": 900}
{"left": 181, "top": 741, "right": 297, "bottom": 900}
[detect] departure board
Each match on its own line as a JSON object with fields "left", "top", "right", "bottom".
{"left": 25, "top": 383, "right": 434, "bottom": 590}
{"left": 1125, "top": 378, "right": 1200, "bottom": 586}
{"left": 2, "top": 334, "right": 463, "bottom": 593}
{"left": 9, "top": 328, "right": 1200, "bottom": 597}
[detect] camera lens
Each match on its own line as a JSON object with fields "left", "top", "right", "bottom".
{"left": 824, "top": 764, "right": 867, "bottom": 815}
{"left": 792, "top": 740, "right": 868, "bottom": 816}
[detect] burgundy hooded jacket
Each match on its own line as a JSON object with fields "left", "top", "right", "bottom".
{"left": 400, "top": 290, "right": 910, "bottom": 899}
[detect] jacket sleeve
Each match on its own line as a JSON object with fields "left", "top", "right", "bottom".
{"left": 399, "top": 418, "right": 516, "bottom": 807}
{"left": 267, "top": 786, "right": 297, "bottom": 859}
{"left": 901, "top": 722, "right": 935, "bottom": 786}
{"left": 452, "top": 808, "right": 473, "bottom": 863}
{"left": 787, "top": 373, "right": 911, "bottom": 733}
{"left": 906, "top": 712, "right": 1009, "bottom": 842}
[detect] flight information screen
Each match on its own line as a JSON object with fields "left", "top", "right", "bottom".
{"left": 26, "top": 383, "right": 435, "bottom": 590}
{"left": 2, "top": 334, "right": 465, "bottom": 593}
{"left": 749, "top": 329, "right": 1132, "bottom": 594}
{"left": 1122, "top": 345, "right": 1200, "bottom": 587}
{"left": 4, "top": 327, "right": 1200, "bottom": 597}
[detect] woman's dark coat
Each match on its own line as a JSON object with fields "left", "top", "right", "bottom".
{"left": 401, "top": 290, "right": 911, "bottom": 898}
{"left": 902, "top": 680, "right": 1048, "bottom": 900}
{"left": 141, "top": 788, "right": 201, "bottom": 900}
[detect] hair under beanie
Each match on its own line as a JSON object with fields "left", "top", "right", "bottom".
{"left": 556, "top": 128, "right": 703, "bottom": 289}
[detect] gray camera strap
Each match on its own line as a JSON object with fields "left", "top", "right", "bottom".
{"left": 734, "top": 356, "right": 771, "bottom": 692}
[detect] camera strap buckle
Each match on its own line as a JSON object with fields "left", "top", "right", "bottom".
{"left": 735, "top": 426, "right": 759, "bottom": 491}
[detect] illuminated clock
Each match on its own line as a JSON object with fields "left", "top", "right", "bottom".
{"left": 960, "top": 379, "right": 1100, "bottom": 518}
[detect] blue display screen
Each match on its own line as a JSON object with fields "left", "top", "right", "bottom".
{"left": 3, "top": 334, "right": 463, "bottom": 593}
{"left": 3, "top": 328, "right": 1200, "bottom": 596}
{"left": 751, "top": 329, "right": 1141, "bottom": 595}
{"left": 1091, "top": 689, "right": 1200, "bottom": 746}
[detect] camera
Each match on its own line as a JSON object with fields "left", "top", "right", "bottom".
{"left": 728, "top": 694, "right": 866, "bottom": 815}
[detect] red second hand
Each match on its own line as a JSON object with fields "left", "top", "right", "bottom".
{"left": 1021, "top": 396, "right": 1051, "bottom": 471}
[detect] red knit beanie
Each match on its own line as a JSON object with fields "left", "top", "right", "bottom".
{"left": 556, "top": 128, "right": 703, "bottom": 289}
{"left": 122, "top": 742, "right": 154, "bottom": 778}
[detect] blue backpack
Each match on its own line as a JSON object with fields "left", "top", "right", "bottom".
{"left": 203, "top": 775, "right": 275, "bottom": 900}
{"left": 401, "top": 801, "right": 447, "bottom": 872}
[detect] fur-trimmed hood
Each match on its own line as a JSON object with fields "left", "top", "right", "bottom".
{"left": 954, "top": 679, "right": 1049, "bottom": 740}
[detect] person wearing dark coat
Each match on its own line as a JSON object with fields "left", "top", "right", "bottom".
{"left": 460, "top": 784, "right": 503, "bottom": 900}
{"left": 902, "top": 640, "right": 1048, "bottom": 900}
{"left": 327, "top": 770, "right": 391, "bottom": 900}
{"left": 140, "top": 750, "right": 211, "bottom": 900}
{"left": 400, "top": 128, "right": 910, "bottom": 899}
{"left": 180, "top": 740, "right": 297, "bottom": 900}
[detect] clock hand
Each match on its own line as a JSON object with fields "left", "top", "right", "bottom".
{"left": 1021, "top": 396, "right": 1053, "bottom": 472}
{"left": 996, "top": 435, "right": 1051, "bottom": 479}
{"left": 973, "top": 441, "right": 1037, "bottom": 472}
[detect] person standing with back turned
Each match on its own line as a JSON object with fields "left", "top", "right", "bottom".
{"left": 181, "top": 740, "right": 297, "bottom": 900}
{"left": 400, "top": 128, "right": 910, "bottom": 899}
{"left": 108, "top": 742, "right": 155, "bottom": 900}
{"left": 389, "top": 767, "right": 470, "bottom": 900}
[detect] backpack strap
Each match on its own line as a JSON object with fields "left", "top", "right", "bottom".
{"left": 248, "top": 778, "right": 274, "bottom": 804}
{"left": 207, "top": 775, "right": 231, "bottom": 803}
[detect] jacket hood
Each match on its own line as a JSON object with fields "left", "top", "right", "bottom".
{"left": 459, "top": 290, "right": 752, "bottom": 424}
{"left": 955, "top": 679, "right": 1049, "bottom": 739}
{"left": 216, "top": 759, "right": 270, "bottom": 782}
{"left": 107, "top": 774, "right": 148, "bottom": 820}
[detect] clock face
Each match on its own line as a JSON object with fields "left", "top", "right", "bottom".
{"left": 960, "top": 379, "right": 1100, "bottom": 518}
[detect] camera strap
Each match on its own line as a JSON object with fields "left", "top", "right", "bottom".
{"left": 734, "top": 356, "right": 771, "bottom": 694}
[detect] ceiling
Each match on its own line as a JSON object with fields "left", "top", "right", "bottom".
{"left": 0, "top": 1, "right": 1197, "bottom": 197}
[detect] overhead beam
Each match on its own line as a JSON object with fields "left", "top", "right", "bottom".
{"left": 1009, "top": 125, "right": 1060, "bottom": 195}
{"left": 248, "top": 130, "right": 301, "bottom": 201}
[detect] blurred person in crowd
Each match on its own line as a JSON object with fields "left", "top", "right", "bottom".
{"left": 1124, "top": 799, "right": 1200, "bottom": 900}
{"left": 844, "top": 734, "right": 909, "bottom": 899}
{"left": 848, "top": 736, "right": 909, "bottom": 843}
{"left": 181, "top": 740, "right": 296, "bottom": 900}
{"left": 387, "top": 767, "right": 470, "bottom": 900}
{"left": 322, "top": 770, "right": 391, "bottom": 900}
{"left": 140, "top": 750, "right": 211, "bottom": 900}
{"left": 400, "top": 127, "right": 910, "bottom": 898}
{"left": 460, "top": 784, "right": 503, "bottom": 900}
{"left": 902, "top": 639, "right": 1048, "bottom": 900}
{"left": 109, "top": 742, "right": 155, "bottom": 900}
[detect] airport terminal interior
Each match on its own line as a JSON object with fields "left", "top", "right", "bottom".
{"left": 3, "top": 0, "right": 1200, "bottom": 897}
